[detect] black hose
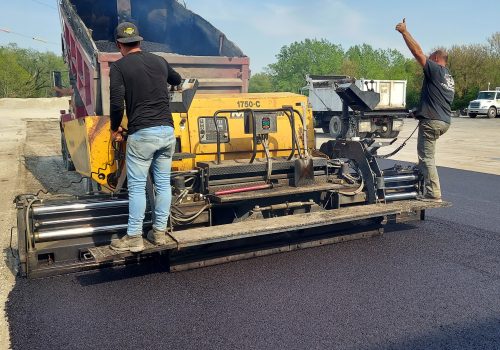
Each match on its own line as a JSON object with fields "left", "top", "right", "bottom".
{"left": 377, "top": 124, "right": 419, "bottom": 159}
{"left": 285, "top": 109, "right": 300, "bottom": 160}
{"left": 213, "top": 113, "right": 222, "bottom": 164}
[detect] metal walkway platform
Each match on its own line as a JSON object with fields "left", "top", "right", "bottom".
{"left": 88, "top": 200, "right": 450, "bottom": 268}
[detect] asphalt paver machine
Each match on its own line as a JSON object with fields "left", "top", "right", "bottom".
{"left": 14, "top": 0, "right": 448, "bottom": 278}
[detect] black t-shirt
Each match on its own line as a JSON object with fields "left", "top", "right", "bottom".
{"left": 417, "top": 59, "right": 455, "bottom": 124}
{"left": 109, "top": 51, "right": 182, "bottom": 134}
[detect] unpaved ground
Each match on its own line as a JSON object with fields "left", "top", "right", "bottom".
{"left": 0, "top": 99, "right": 499, "bottom": 349}
{"left": 0, "top": 98, "right": 74, "bottom": 350}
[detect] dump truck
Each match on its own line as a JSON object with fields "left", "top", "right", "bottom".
{"left": 14, "top": 0, "right": 448, "bottom": 278}
{"left": 304, "top": 75, "right": 408, "bottom": 139}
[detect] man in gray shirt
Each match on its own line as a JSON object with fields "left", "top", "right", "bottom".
{"left": 396, "top": 18, "right": 455, "bottom": 202}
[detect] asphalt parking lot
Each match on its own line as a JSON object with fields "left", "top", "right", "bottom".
{"left": 1, "top": 99, "right": 499, "bottom": 349}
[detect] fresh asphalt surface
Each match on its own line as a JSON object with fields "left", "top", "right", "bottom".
{"left": 6, "top": 165, "right": 500, "bottom": 350}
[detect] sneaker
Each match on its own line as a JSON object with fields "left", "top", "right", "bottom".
{"left": 147, "top": 229, "right": 166, "bottom": 246}
{"left": 416, "top": 195, "right": 443, "bottom": 203}
{"left": 110, "top": 235, "right": 145, "bottom": 253}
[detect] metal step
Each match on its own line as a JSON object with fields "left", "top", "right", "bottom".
{"left": 89, "top": 236, "right": 177, "bottom": 264}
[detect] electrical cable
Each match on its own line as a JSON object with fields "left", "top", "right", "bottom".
{"left": 261, "top": 136, "right": 273, "bottom": 183}
{"left": 0, "top": 27, "right": 58, "bottom": 45}
{"left": 27, "top": 0, "right": 57, "bottom": 10}
{"left": 338, "top": 162, "right": 364, "bottom": 196}
{"left": 376, "top": 123, "right": 419, "bottom": 159}
{"left": 171, "top": 204, "right": 210, "bottom": 224}
{"left": 338, "top": 177, "right": 365, "bottom": 196}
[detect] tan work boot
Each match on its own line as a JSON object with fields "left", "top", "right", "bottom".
{"left": 110, "top": 235, "right": 144, "bottom": 253}
{"left": 416, "top": 194, "right": 443, "bottom": 203}
{"left": 147, "top": 229, "right": 166, "bottom": 246}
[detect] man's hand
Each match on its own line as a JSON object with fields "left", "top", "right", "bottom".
{"left": 396, "top": 18, "right": 407, "bottom": 34}
{"left": 111, "top": 126, "right": 124, "bottom": 142}
{"left": 395, "top": 18, "right": 426, "bottom": 67}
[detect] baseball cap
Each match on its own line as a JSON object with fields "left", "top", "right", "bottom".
{"left": 115, "top": 22, "right": 144, "bottom": 43}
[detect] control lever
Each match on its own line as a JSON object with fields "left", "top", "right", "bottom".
{"left": 169, "top": 78, "right": 199, "bottom": 113}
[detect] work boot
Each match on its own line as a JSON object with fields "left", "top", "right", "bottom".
{"left": 416, "top": 195, "right": 443, "bottom": 203}
{"left": 147, "top": 229, "right": 166, "bottom": 246}
{"left": 110, "top": 235, "right": 144, "bottom": 253}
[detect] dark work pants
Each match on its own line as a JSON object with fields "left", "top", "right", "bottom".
{"left": 417, "top": 120, "right": 450, "bottom": 199}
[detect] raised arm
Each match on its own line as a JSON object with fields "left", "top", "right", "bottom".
{"left": 396, "top": 18, "right": 427, "bottom": 67}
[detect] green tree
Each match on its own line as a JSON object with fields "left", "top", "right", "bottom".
{"left": 249, "top": 72, "right": 273, "bottom": 93}
{"left": 0, "top": 44, "right": 66, "bottom": 98}
{"left": 265, "top": 39, "right": 420, "bottom": 106}
{"left": 487, "top": 32, "right": 500, "bottom": 56}
{"left": 267, "top": 39, "right": 345, "bottom": 92}
{"left": 404, "top": 59, "right": 423, "bottom": 109}
{"left": 343, "top": 45, "right": 412, "bottom": 80}
{"left": 447, "top": 43, "right": 500, "bottom": 109}
{"left": 0, "top": 46, "right": 32, "bottom": 97}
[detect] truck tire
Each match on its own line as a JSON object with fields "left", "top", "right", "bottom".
{"left": 469, "top": 113, "right": 477, "bottom": 118}
{"left": 328, "top": 116, "right": 354, "bottom": 139}
{"left": 328, "top": 116, "right": 343, "bottom": 138}
{"left": 61, "top": 133, "right": 76, "bottom": 171}
{"left": 487, "top": 107, "right": 497, "bottom": 119}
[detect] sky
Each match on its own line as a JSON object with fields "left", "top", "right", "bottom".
{"left": 0, "top": 0, "right": 499, "bottom": 72}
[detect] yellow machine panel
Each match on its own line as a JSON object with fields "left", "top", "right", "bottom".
{"left": 63, "top": 92, "right": 315, "bottom": 191}
{"left": 174, "top": 92, "right": 315, "bottom": 171}
{"left": 63, "top": 115, "right": 117, "bottom": 188}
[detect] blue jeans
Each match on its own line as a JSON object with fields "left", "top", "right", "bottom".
{"left": 126, "top": 126, "right": 176, "bottom": 236}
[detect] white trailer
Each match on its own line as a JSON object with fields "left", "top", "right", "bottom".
{"left": 304, "top": 75, "right": 408, "bottom": 138}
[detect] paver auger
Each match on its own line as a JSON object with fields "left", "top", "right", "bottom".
{"left": 14, "top": 0, "right": 448, "bottom": 278}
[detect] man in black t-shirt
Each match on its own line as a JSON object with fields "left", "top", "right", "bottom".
{"left": 108, "top": 22, "right": 182, "bottom": 253}
{"left": 396, "top": 18, "right": 455, "bottom": 202}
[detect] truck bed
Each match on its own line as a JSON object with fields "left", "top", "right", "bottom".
{"left": 60, "top": 0, "right": 250, "bottom": 117}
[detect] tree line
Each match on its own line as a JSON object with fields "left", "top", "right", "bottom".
{"left": 1, "top": 32, "right": 498, "bottom": 110}
{"left": 0, "top": 44, "right": 66, "bottom": 98}
{"left": 250, "top": 32, "right": 500, "bottom": 110}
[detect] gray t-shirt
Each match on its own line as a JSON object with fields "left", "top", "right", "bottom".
{"left": 417, "top": 60, "right": 455, "bottom": 124}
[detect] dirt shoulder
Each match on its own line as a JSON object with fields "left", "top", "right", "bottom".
{"left": 0, "top": 98, "right": 70, "bottom": 350}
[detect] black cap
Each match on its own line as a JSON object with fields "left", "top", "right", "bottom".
{"left": 115, "top": 22, "right": 143, "bottom": 43}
